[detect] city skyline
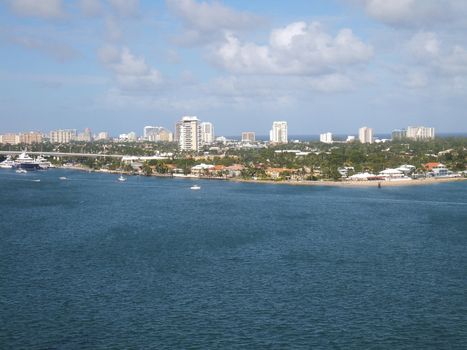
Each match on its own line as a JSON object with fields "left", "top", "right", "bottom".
{"left": 1, "top": 1, "right": 467, "bottom": 134}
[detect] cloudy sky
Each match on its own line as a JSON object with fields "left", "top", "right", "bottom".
{"left": 1, "top": 0, "right": 467, "bottom": 136}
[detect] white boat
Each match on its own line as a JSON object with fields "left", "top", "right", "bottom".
{"left": 35, "top": 155, "right": 53, "bottom": 169}
{"left": 118, "top": 174, "right": 127, "bottom": 182}
{"left": 190, "top": 185, "right": 201, "bottom": 190}
{"left": 16, "top": 169, "right": 27, "bottom": 174}
{"left": 0, "top": 156, "right": 15, "bottom": 169}
{"left": 32, "top": 179, "right": 41, "bottom": 182}
{"left": 15, "top": 152, "right": 40, "bottom": 170}
{"left": 59, "top": 176, "right": 67, "bottom": 180}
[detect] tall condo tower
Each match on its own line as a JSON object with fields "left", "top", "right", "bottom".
{"left": 270, "top": 121, "right": 288, "bottom": 143}
{"left": 358, "top": 126, "right": 373, "bottom": 144}
{"left": 200, "top": 122, "right": 214, "bottom": 145}
{"left": 176, "top": 116, "right": 201, "bottom": 151}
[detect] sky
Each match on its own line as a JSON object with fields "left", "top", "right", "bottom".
{"left": 1, "top": 0, "right": 467, "bottom": 136}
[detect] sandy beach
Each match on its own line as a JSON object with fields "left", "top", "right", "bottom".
{"left": 230, "top": 177, "right": 467, "bottom": 187}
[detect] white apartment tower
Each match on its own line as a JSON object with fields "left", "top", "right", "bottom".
{"left": 177, "top": 116, "right": 201, "bottom": 151}
{"left": 49, "top": 129, "right": 77, "bottom": 143}
{"left": 358, "top": 126, "right": 373, "bottom": 144}
{"left": 406, "top": 126, "right": 435, "bottom": 140}
{"left": 320, "top": 132, "right": 333, "bottom": 144}
{"left": 270, "top": 121, "right": 288, "bottom": 143}
{"left": 200, "top": 122, "right": 214, "bottom": 145}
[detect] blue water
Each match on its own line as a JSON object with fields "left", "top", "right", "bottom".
{"left": 1, "top": 170, "right": 466, "bottom": 349}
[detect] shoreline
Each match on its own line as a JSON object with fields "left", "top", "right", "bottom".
{"left": 230, "top": 177, "right": 467, "bottom": 187}
{"left": 54, "top": 166, "right": 467, "bottom": 188}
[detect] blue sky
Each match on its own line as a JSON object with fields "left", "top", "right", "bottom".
{"left": 1, "top": 0, "right": 467, "bottom": 136}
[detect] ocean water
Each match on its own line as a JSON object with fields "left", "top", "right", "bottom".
{"left": 1, "top": 169, "right": 466, "bottom": 349}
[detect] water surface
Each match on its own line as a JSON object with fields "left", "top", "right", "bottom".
{"left": 1, "top": 170, "right": 466, "bottom": 349}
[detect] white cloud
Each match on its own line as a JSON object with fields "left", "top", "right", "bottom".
{"left": 358, "top": 0, "right": 467, "bottom": 27}
{"left": 213, "top": 22, "right": 373, "bottom": 76}
{"left": 407, "top": 31, "right": 440, "bottom": 59}
{"left": 98, "top": 46, "right": 163, "bottom": 93}
{"left": 167, "top": 0, "right": 261, "bottom": 45}
{"left": 6, "top": 0, "right": 66, "bottom": 19}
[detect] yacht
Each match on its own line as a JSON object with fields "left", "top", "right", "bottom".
{"left": 0, "top": 156, "right": 15, "bottom": 169}
{"left": 190, "top": 184, "right": 201, "bottom": 190}
{"left": 15, "top": 152, "right": 40, "bottom": 171}
{"left": 35, "top": 155, "right": 53, "bottom": 169}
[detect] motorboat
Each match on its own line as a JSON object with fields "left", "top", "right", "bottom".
{"left": 35, "top": 155, "right": 53, "bottom": 169}
{"left": 0, "top": 156, "right": 15, "bottom": 169}
{"left": 190, "top": 184, "right": 201, "bottom": 190}
{"left": 59, "top": 176, "right": 67, "bottom": 180}
{"left": 16, "top": 168, "right": 27, "bottom": 174}
{"left": 118, "top": 174, "right": 127, "bottom": 182}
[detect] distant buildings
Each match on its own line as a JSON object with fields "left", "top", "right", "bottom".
{"left": 320, "top": 132, "right": 333, "bottom": 144}
{"left": 144, "top": 126, "right": 173, "bottom": 142}
{"left": 358, "top": 126, "right": 373, "bottom": 144}
{"left": 407, "top": 126, "right": 435, "bottom": 140}
{"left": 176, "top": 116, "right": 202, "bottom": 151}
{"left": 96, "top": 131, "right": 109, "bottom": 141}
{"left": 346, "top": 135, "right": 356, "bottom": 143}
{"left": 77, "top": 128, "right": 93, "bottom": 142}
{"left": 200, "top": 122, "right": 214, "bottom": 145}
{"left": 0, "top": 133, "right": 20, "bottom": 144}
{"left": 270, "top": 121, "right": 288, "bottom": 143}
{"left": 49, "top": 129, "right": 77, "bottom": 143}
{"left": 391, "top": 129, "right": 407, "bottom": 141}
{"left": 242, "top": 131, "right": 256, "bottom": 142}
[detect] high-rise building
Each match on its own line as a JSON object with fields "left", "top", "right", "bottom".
{"left": 176, "top": 116, "right": 201, "bottom": 151}
{"left": 320, "top": 132, "right": 333, "bottom": 144}
{"left": 77, "top": 128, "right": 93, "bottom": 142}
{"left": 392, "top": 129, "right": 407, "bottom": 141}
{"left": 242, "top": 132, "right": 256, "bottom": 142}
{"left": 269, "top": 121, "right": 288, "bottom": 143}
{"left": 200, "top": 122, "right": 214, "bottom": 145}
{"left": 0, "top": 133, "right": 20, "bottom": 145}
{"left": 406, "top": 126, "right": 435, "bottom": 140}
{"left": 127, "top": 132, "right": 137, "bottom": 142}
{"left": 143, "top": 126, "right": 158, "bottom": 139}
{"left": 49, "top": 129, "right": 77, "bottom": 143}
{"left": 358, "top": 127, "right": 373, "bottom": 144}
{"left": 19, "top": 132, "right": 42, "bottom": 144}
{"left": 147, "top": 127, "right": 173, "bottom": 142}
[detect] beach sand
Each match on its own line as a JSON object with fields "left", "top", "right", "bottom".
{"left": 230, "top": 177, "right": 467, "bottom": 187}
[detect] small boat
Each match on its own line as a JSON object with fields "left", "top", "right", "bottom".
{"left": 118, "top": 175, "right": 127, "bottom": 182}
{"left": 16, "top": 169, "right": 27, "bottom": 174}
{"left": 0, "top": 156, "right": 15, "bottom": 169}
{"left": 190, "top": 185, "right": 201, "bottom": 190}
{"left": 59, "top": 176, "right": 67, "bottom": 180}
{"left": 32, "top": 179, "right": 41, "bottom": 182}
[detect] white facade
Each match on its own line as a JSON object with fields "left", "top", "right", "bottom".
{"left": 270, "top": 121, "right": 288, "bottom": 143}
{"left": 358, "top": 127, "right": 373, "bottom": 144}
{"left": 143, "top": 126, "right": 159, "bottom": 139}
{"left": 406, "top": 126, "right": 435, "bottom": 140}
{"left": 200, "top": 122, "right": 214, "bottom": 145}
{"left": 177, "top": 116, "right": 201, "bottom": 151}
{"left": 49, "top": 129, "right": 77, "bottom": 143}
{"left": 320, "top": 132, "right": 333, "bottom": 144}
